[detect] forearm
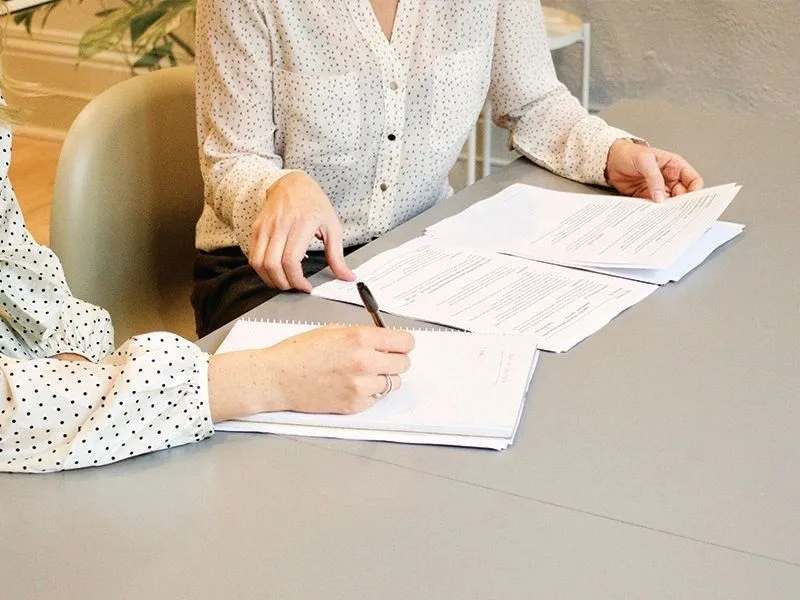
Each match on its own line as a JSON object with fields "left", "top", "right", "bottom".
{"left": 196, "top": 0, "right": 296, "bottom": 253}
{"left": 207, "top": 350, "right": 290, "bottom": 422}
{"left": 508, "top": 88, "right": 635, "bottom": 186}
{"left": 488, "top": 0, "right": 636, "bottom": 186}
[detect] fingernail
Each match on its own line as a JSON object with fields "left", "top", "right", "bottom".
{"left": 654, "top": 191, "right": 666, "bottom": 203}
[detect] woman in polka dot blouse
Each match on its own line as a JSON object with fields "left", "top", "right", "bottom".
{"left": 192, "top": 0, "right": 704, "bottom": 336}
{"left": 0, "top": 107, "right": 413, "bottom": 473}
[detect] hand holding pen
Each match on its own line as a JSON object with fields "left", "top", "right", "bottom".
{"left": 356, "top": 281, "right": 409, "bottom": 401}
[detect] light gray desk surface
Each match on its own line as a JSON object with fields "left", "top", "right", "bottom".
{"left": 3, "top": 101, "right": 799, "bottom": 599}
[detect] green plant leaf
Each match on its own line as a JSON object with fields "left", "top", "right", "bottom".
{"left": 78, "top": 6, "right": 139, "bottom": 59}
{"left": 13, "top": 10, "right": 36, "bottom": 34}
{"left": 130, "top": 7, "right": 167, "bottom": 44}
{"left": 39, "top": 1, "right": 64, "bottom": 29}
{"left": 131, "top": 4, "right": 192, "bottom": 52}
{"left": 132, "top": 52, "right": 162, "bottom": 69}
{"left": 22, "top": 0, "right": 197, "bottom": 67}
{"left": 132, "top": 42, "right": 175, "bottom": 70}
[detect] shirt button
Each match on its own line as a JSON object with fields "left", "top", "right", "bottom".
{"left": 389, "top": 81, "right": 398, "bottom": 91}
{"left": 379, "top": 183, "right": 388, "bottom": 192}
{"left": 387, "top": 134, "right": 397, "bottom": 141}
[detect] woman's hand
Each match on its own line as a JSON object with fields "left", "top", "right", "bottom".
{"left": 249, "top": 172, "right": 356, "bottom": 292}
{"left": 207, "top": 326, "right": 415, "bottom": 422}
{"left": 605, "top": 140, "right": 704, "bottom": 203}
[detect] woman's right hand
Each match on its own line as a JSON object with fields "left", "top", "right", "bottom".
{"left": 248, "top": 172, "right": 357, "bottom": 292}
{"left": 207, "top": 326, "right": 415, "bottom": 422}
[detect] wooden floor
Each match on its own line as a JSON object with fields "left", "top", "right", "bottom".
{"left": 9, "top": 136, "right": 62, "bottom": 246}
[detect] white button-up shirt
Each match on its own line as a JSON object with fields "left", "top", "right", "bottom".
{"left": 195, "top": 0, "right": 633, "bottom": 253}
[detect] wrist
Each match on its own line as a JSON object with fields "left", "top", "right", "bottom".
{"left": 605, "top": 138, "right": 647, "bottom": 185}
{"left": 605, "top": 139, "right": 632, "bottom": 184}
{"left": 266, "top": 169, "right": 308, "bottom": 195}
{"left": 208, "top": 351, "right": 290, "bottom": 422}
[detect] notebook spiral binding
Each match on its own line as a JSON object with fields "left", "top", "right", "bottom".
{"left": 239, "top": 317, "right": 464, "bottom": 334}
{"left": 237, "top": 319, "right": 535, "bottom": 344}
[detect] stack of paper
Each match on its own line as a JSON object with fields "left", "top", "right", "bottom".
{"left": 312, "top": 237, "right": 657, "bottom": 352}
{"left": 214, "top": 320, "right": 539, "bottom": 450}
{"left": 425, "top": 183, "right": 744, "bottom": 284}
{"left": 586, "top": 221, "right": 744, "bottom": 284}
{"left": 313, "top": 183, "right": 743, "bottom": 351}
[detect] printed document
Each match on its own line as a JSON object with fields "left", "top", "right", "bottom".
{"left": 585, "top": 221, "right": 744, "bottom": 284}
{"left": 426, "top": 183, "right": 741, "bottom": 270}
{"left": 312, "top": 237, "right": 656, "bottom": 353}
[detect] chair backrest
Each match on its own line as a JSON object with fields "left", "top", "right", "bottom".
{"left": 50, "top": 66, "right": 202, "bottom": 345}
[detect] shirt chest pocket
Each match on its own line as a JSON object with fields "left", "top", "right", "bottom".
{"left": 273, "top": 68, "right": 361, "bottom": 167}
{"left": 428, "top": 43, "right": 491, "bottom": 157}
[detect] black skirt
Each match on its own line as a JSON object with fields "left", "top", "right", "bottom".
{"left": 191, "top": 246, "right": 360, "bottom": 338}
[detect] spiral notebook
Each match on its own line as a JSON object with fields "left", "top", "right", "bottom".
{"left": 214, "top": 320, "right": 540, "bottom": 450}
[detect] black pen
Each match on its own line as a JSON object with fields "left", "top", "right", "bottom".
{"left": 356, "top": 282, "right": 386, "bottom": 328}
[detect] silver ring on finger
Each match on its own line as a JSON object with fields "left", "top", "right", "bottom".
{"left": 373, "top": 374, "right": 394, "bottom": 400}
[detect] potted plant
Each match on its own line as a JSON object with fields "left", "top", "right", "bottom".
{"left": 15, "top": 0, "right": 196, "bottom": 70}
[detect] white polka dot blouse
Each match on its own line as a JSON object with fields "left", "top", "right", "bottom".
{"left": 195, "top": 0, "right": 634, "bottom": 255}
{"left": 0, "top": 127, "right": 214, "bottom": 473}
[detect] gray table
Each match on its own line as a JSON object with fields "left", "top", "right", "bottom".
{"left": 3, "top": 101, "right": 799, "bottom": 599}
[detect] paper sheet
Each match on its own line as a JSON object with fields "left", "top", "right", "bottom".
{"left": 312, "top": 237, "right": 657, "bottom": 352}
{"left": 574, "top": 221, "right": 745, "bottom": 285}
{"left": 214, "top": 420, "right": 514, "bottom": 450}
{"left": 426, "top": 183, "right": 741, "bottom": 270}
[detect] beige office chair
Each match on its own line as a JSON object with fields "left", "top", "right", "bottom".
{"left": 50, "top": 66, "right": 202, "bottom": 345}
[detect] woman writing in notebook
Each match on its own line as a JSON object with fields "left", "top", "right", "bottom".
{"left": 0, "top": 75, "right": 413, "bottom": 472}
{"left": 192, "top": 0, "right": 705, "bottom": 336}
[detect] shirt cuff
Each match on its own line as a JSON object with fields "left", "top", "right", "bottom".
{"left": 194, "top": 351, "right": 216, "bottom": 435}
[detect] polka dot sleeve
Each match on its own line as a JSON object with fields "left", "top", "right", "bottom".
{"left": 0, "top": 333, "right": 214, "bottom": 473}
{"left": 489, "top": 0, "right": 641, "bottom": 186}
{"left": 0, "top": 128, "right": 114, "bottom": 362}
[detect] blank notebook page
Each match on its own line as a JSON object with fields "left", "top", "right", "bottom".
{"left": 215, "top": 320, "right": 538, "bottom": 439}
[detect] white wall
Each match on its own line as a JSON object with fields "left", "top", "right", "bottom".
{"left": 452, "top": 0, "right": 800, "bottom": 189}
{"left": 549, "top": 0, "right": 800, "bottom": 118}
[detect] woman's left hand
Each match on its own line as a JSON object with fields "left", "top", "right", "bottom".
{"left": 605, "top": 139, "right": 704, "bottom": 203}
